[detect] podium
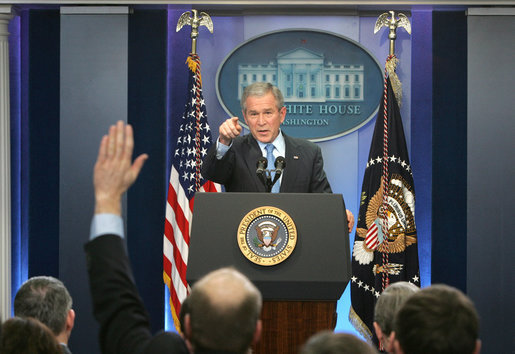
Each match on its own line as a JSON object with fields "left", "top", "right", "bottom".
{"left": 187, "top": 193, "right": 351, "bottom": 353}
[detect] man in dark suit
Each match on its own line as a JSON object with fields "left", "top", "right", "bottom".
{"left": 84, "top": 121, "right": 188, "bottom": 354}
{"left": 202, "top": 82, "right": 354, "bottom": 231}
{"left": 14, "top": 276, "right": 75, "bottom": 354}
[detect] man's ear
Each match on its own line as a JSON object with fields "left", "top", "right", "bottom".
{"left": 183, "top": 314, "right": 194, "bottom": 353}
{"left": 393, "top": 338, "right": 404, "bottom": 354}
{"left": 66, "top": 309, "right": 75, "bottom": 332}
{"left": 279, "top": 106, "right": 286, "bottom": 124}
{"left": 373, "top": 322, "right": 383, "bottom": 342}
{"left": 386, "top": 331, "right": 396, "bottom": 353}
{"left": 184, "top": 314, "right": 192, "bottom": 339}
{"left": 252, "top": 319, "right": 262, "bottom": 346}
{"left": 473, "top": 339, "right": 481, "bottom": 354}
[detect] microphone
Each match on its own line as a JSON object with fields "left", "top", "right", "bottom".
{"left": 256, "top": 157, "right": 269, "bottom": 189}
{"left": 271, "top": 156, "right": 286, "bottom": 189}
{"left": 274, "top": 156, "right": 286, "bottom": 177}
{"left": 256, "top": 157, "right": 268, "bottom": 175}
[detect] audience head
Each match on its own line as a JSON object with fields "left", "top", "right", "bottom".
{"left": 183, "top": 267, "right": 262, "bottom": 353}
{"left": 240, "top": 82, "right": 284, "bottom": 113}
{"left": 0, "top": 316, "right": 62, "bottom": 354}
{"left": 393, "top": 284, "right": 480, "bottom": 354}
{"left": 300, "top": 330, "right": 378, "bottom": 354}
{"left": 14, "top": 276, "right": 75, "bottom": 344}
{"left": 373, "top": 281, "right": 419, "bottom": 352}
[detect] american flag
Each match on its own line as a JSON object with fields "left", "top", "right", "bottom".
{"left": 163, "top": 54, "right": 220, "bottom": 331}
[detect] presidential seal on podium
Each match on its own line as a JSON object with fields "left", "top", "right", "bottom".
{"left": 237, "top": 206, "right": 297, "bottom": 266}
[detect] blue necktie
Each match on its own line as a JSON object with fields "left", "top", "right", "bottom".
{"left": 265, "top": 143, "right": 280, "bottom": 193}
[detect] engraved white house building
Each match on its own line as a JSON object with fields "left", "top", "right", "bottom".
{"left": 238, "top": 48, "right": 364, "bottom": 102}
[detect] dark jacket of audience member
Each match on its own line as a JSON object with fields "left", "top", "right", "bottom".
{"left": 85, "top": 234, "right": 189, "bottom": 354}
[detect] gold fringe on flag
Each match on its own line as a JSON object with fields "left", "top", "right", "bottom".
{"left": 385, "top": 56, "right": 402, "bottom": 107}
{"left": 163, "top": 271, "right": 182, "bottom": 334}
{"left": 349, "top": 306, "right": 374, "bottom": 344}
{"left": 186, "top": 55, "right": 201, "bottom": 83}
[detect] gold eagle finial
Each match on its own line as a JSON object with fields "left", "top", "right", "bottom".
{"left": 176, "top": 9, "right": 213, "bottom": 54}
{"left": 374, "top": 11, "right": 411, "bottom": 56}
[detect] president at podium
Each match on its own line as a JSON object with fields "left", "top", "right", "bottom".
{"left": 202, "top": 82, "right": 354, "bottom": 231}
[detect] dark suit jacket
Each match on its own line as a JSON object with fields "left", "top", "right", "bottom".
{"left": 202, "top": 133, "right": 332, "bottom": 193}
{"left": 84, "top": 235, "right": 189, "bottom": 354}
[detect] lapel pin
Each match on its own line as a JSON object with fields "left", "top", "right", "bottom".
{"left": 293, "top": 155, "right": 299, "bottom": 160}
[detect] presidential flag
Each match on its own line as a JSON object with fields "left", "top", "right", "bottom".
{"left": 163, "top": 54, "right": 220, "bottom": 330}
{"left": 349, "top": 55, "right": 420, "bottom": 344}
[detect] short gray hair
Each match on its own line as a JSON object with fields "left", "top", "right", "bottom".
{"left": 14, "top": 276, "right": 72, "bottom": 335}
{"left": 374, "top": 281, "right": 419, "bottom": 335}
{"left": 240, "top": 82, "right": 284, "bottom": 113}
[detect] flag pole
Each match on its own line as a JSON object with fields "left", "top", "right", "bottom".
{"left": 373, "top": 11, "right": 412, "bottom": 291}
{"left": 176, "top": 9, "right": 213, "bottom": 55}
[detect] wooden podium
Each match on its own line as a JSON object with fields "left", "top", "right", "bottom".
{"left": 187, "top": 193, "right": 351, "bottom": 353}
{"left": 253, "top": 300, "right": 337, "bottom": 353}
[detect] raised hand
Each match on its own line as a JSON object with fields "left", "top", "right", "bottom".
{"left": 93, "top": 121, "right": 148, "bottom": 215}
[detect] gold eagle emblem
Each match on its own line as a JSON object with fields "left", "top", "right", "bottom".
{"left": 353, "top": 175, "right": 417, "bottom": 265}
{"left": 256, "top": 224, "right": 279, "bottom": 248}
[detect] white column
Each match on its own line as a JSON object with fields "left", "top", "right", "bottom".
{"left": 0, "top": 4, "right": 12, "bottom": 323}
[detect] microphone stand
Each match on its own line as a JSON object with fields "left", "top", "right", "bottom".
{"left": 256, "top": 157, "right": 285, "bottom": 193}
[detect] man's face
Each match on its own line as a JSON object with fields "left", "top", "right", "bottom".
{"left": 243, "top": 92, "right": 286, "bottom": 143}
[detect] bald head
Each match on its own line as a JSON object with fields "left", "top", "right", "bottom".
{"left": 195, "top": 268, "right": 258, "bottom": 308}
{"left": 185, "top": 267, "right": 262, "bottom": 353}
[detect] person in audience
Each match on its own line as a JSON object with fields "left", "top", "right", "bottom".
{"left": 181, "top": 267, "right": 262, "bottom": 353}
{"left": 300, "top": 330, "right": 378, "bottom": 354}
{"left": 373, "top": 281, "right": 419, "bottom": 353}
{"left": 0, "top": 316, "right": 62, "bottom": 354}
{"left": 85, "top": 120, "right": 188, "bottom": 354}
{"left": 392, "top": 284, "right": 481, "bottom": 354}
{"left": 14, "top": 276, "right": 75, "bottom": 354}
